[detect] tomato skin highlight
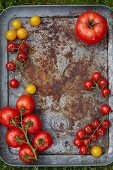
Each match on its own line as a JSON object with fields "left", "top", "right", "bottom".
{"left": 73, "top": 138, "right": 82, "bottom": 147}
{"left": 84, "top": 80, "right": 94, "bottom": 90}
{"left": 75, "top": 11, "right": 108, "bottom": 44}
{"left": 100, "top": 104, "right": 111, "bottom": 115}
{"left": 6, "top": 61, "right": 16, "bottom": 71}
{"left": 9, "top": 79, "right": 19, "bottom": 88}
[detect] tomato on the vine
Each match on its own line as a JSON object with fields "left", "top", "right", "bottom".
{"left": 76, "top": 129, "right": 85, "bottom": 139}
{"left": 90, "top": 133, "right": 98, "bottom": 142}
{"left": 18, "top": 42, "right": 29, "bottom": 53}
{"left": 91, "top": 119, "right": 100, "bottom": 129}
{"left": 79, "top": 145, "right": 88, "bottom": 155}
{"left": 84, "top": 80, "right": 94, "bottom": 90}
{"left": 100, "top": 104, "right": 111, "bottom": 115}
{"left": 96, "top": 126, "right": 106, "bottom": 136}
{"left": 17, "top": 52, "right": 28, "bottom": 63}
{"left": 92, "top": 72, "right": 102, "bottom": 82}
{"left": 101, "top": 119, "right": 110, "bottom": 129}
{"left": 6, "top": 61, "right": 16, "bottom": 71}
{"left": 83, "top": 138, "right": 91, "bottom": 146}
{"left": 98, "top": 78, "right": 108, "bottom": 89}
{"left": 101, "top": 88, "right": 111, "bottom": 97}
{"left": 6, "top": 42, "right": 17, "bottom": 53}
{"left": 84, "top": 124, "right": 93, "bottom": 134}
{"left": 9, "top": 79, "right": 19, "bottom": 88}
{"left": 6, "top": 127, "right": 26, "bottom": 148}
{"left": 73, "top": 138, "right": 82, "bottom": 147}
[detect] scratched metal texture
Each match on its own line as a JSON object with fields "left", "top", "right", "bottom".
{"left": 0, "top": 5, "right": 113, "bottom": 166}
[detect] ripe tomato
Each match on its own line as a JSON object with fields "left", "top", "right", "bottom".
{"left": 25, "top": 84, "right": 37, "bottom": 95}
{"left": 11, "top": 19, "right": 22, "bottom": 29}
{"left": 5, "top": 30, "right": 17, "bottom": 41}
{"left": 18, "top": 42, "right": 29, "bottom": 53}
{"left": 92, "top": 72, "right": 101, "bottom": 82}
{"left": 96, "top": 126, "right": 106, "bottom": 136}
{"left": 100, "top": 104, "right": 111, "bottom": 115}
{"left": 0, "top": 106, "right": 20, "bottom": 128}
{"left": 16, "top": 94, "right": 35, "bottom": 115}
{"left": 92, "top": 119, "right": 100, "bottom": 129}
{"left": 6, "top": 127, "right": 26, "bottom": 148}
{"left": 22, "top": 114, "right": 42, "bottom": 134}
{"left": 6, "top": 61, "right": 16, "bottom": 71}
{"left": 17, "top": 28, "right": 28, "bottom": 40}
{"left": 9, "top": 79, "right": 19, "bottom": 88}
{"left": 32, "top": 131, "right": 53, "bottom": 151}
{"left": 79, "top": 145, "right": 88, "bottom": 155}
{"left": 84, "top": 124, "right": 93, "bottom": 134}
{"left": 73, "top": 138, "right": 82, "bottom": 147}
{"left": 91, "top": 146, "right": 102, "bottom": 157}
{"left": 98, "top": 78, "right": 108, "bottom": 89}
{"left": 76, "top": 129, "right": 85, "bottom": 139}
{"left": 101, "top": 88, "right": 111, "bottom": 98}
{"left": 101, "top": 119, "right": 110, "bottom": 129}
{"left": 84, "top": 80, "right": 94, "bottom": 90}
{"left": 30, "top": 16, "right": 41, "bottom": 27}
{"left": 83, "top": 138, "right": 91, "bottom": 146}
{"left": 17, "top": 52, "right": 28, "bottom": 63}
{"left": 19, "top": 144, "right": 38, "bottom": 163}
{"left": 6, "top": 42, "right": 17, "bottom": 53}
{"left": 90, "top": 133, "right": 98, "bottom": 142}
{"left": 75, "top": 11, "right": 108, "bottom": 44}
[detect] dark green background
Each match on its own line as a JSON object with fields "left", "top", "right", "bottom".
{"left": 0, "top": 0, "right": 113, "bottom": 169}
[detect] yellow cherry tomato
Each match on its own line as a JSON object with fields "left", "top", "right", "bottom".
{"left": 30, "top": 16, "right": 41, "bottom": 27}
{"left": 91, "top": 146, "right": 102, "bottom": 157}
{"left": 5, "top": 30, "right": 16, "bottom": 41}
{"left": 11, "top": 19, "right": 22, "bottom": 29}
{"left": 26, "top": 84, "right": 36, "bottom": 94}
{"left": 17, "top": 28, "right": 28, "bottom": 40}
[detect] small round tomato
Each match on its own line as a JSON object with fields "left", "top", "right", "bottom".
{"left": 98, "top": 78, "right": 108, "bottom": 89}
{"left": 32, "top": 131, "right": 53, "bottom": 151}
{"left": 11, "top": 19, "right": 22, "bottom": 29}
{"left": 73, "top": 138, "right": 82, "bottom": 147}
{"left": 100, "top": 104, "right": 111, "bottom": 115}
{"left": 17, "top": 52, "right": 28, "bottom": 63}
{"left": 30, "top": 16, "right": 41, "bottom": 27}
{"left": 19, "top": 144, "right": 38, "bottom": 163}
{"left": 17, "top": 28, "right": 28, "bottom": 40}
{"left": 76, "top": 129, "right": 85, "bottom": 139}
{"left": 79, "top": 145, "right": 88, "bottom": 155}
{"left": 83, "top": 138, "right": 91, "bottom": 146}
{"left": 22, "top": 114, "right": 42, "bottom": 134}
{"left": 5, "top": 30, "right": 16, "bottom": 41}
{"left": 9, "top": 79, "right": 19, "bottom": 88}
{"left": 91, "top": 146, "right": 102, "bottom": 157}
{"left": 92, "top": 72, "right": 101, "bottom": 82}
{"left": 25, "top": 84, "right": 37, "bottom": 95}
{"left": 84, "top": 124, "right": 93, "bottom": 134}
{"left": 6, "top": 42, "right": 17, "bottom": 53}
{"left": 96, "top": 126, "right": 106, "bottom": 136}
{"left": 18, "top": 42, "right": 29, "bottom": 53}
{"left": 101, "top": 119, "right": 110, "bottom": 129}
{"left": 0, "top": 106, "right": 20, "bottom": 128}
{"left": 16, "top": 94, "right": 36, "bottom": 115}
{"left": 92, "top": 119, "right": 100, "bottom": 129}
{"left": 6, "top": 61, "right": 16, "bottom": 71}
{"left": 84, "top": 80, "right": 94, "bottom": 90}
{"left": 6, "top": 127, "right": 26, "bottom": 148}
{"left": 90, "top": 133, "right": 98, "bottom": 142}
{"left": 101, "top": 88, "right": 111, "bottom": 98}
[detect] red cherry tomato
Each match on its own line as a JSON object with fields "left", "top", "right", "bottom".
{"left": 75, "top": 11, "right": 108, "bottom": 44}
{"left": 16, "top": 94, "right": 36, "bottom": 115}
{"left": 101, "top": 88, "right": 111, "bottom": 98}
{"left": 6, "top": 127, "right": 26, "bottom": 148}
{"left": 32, "top": 131, "right": 53, "bottom": 151}
{"left": 76, "top": 129, "right": 85, "bottom": 139}
{"left": 83, "top": 138, "right": 91, "bottom": 146}
{"left": 79, "top": 145, "right": 88, "bottom": 155}
{"left": 92, "top": 72, "right": 102, "bottom": 82}
{"left": 6, "top": 61, "right": 16, "bottom": 71}
{"left": 18, "top": 42, "right": 29, "bottom": 53}
{"left": 90, "top": 133, "right": 98, "bottom": 142}
{"left": 22, "top": 114, "right": 42, "bottom": 134}
{"left": 100, "top": 104, "right": 111, "bottom": 115}
{"left": 17, "top": 52, "right": 28, "bottom": 63}
{"left": 6, "top": 42, "right": 17, "bottom": 53}
{"left": 0, "top": 106, "right": 20, "bottom": 128}
{"left": 92, "top": 119, "right": 100, "bottom": 129}
{"left": 84, "top": 80, "right": 94, "bottom": 90}
{"left": 84, "top": 124, "right": 93, "bottom": 134}
{"left": 9, "top": 79, "right": 19, "bottom": 88}
{"left": 98, "top": 79, "right": 108, "bottom": 89}
{"left": 73, "top": 138, "right": 82, "bottom": 147}
{"left": 96, "top": 126, "right": 106, "bottom": 136}
{"left": 101, "top": 119, "right": 110, "bottom": 129}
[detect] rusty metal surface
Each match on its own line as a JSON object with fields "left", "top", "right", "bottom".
{"left": 0, "top": 5, "right": 113, "bottom": 166}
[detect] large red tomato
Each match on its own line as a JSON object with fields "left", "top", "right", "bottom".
{"left": 16, "top": 94, "right": 36, "bottom": 115}
{"left": 75, "top": 11, "right": 108, "bottom": 44}
{"left": 0, "top": 106, "right": 20, "bottom": 128}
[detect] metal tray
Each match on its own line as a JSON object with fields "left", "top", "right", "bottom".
{"left": 0, "top": 5, "right": 113, "bottom": 167}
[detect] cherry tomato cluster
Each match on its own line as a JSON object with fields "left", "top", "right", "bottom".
{"left": 0, "top": 94, "right": 53, "bottom": 163}
{"left": 84, "top": 72, "right": 111, "bottom": 98}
